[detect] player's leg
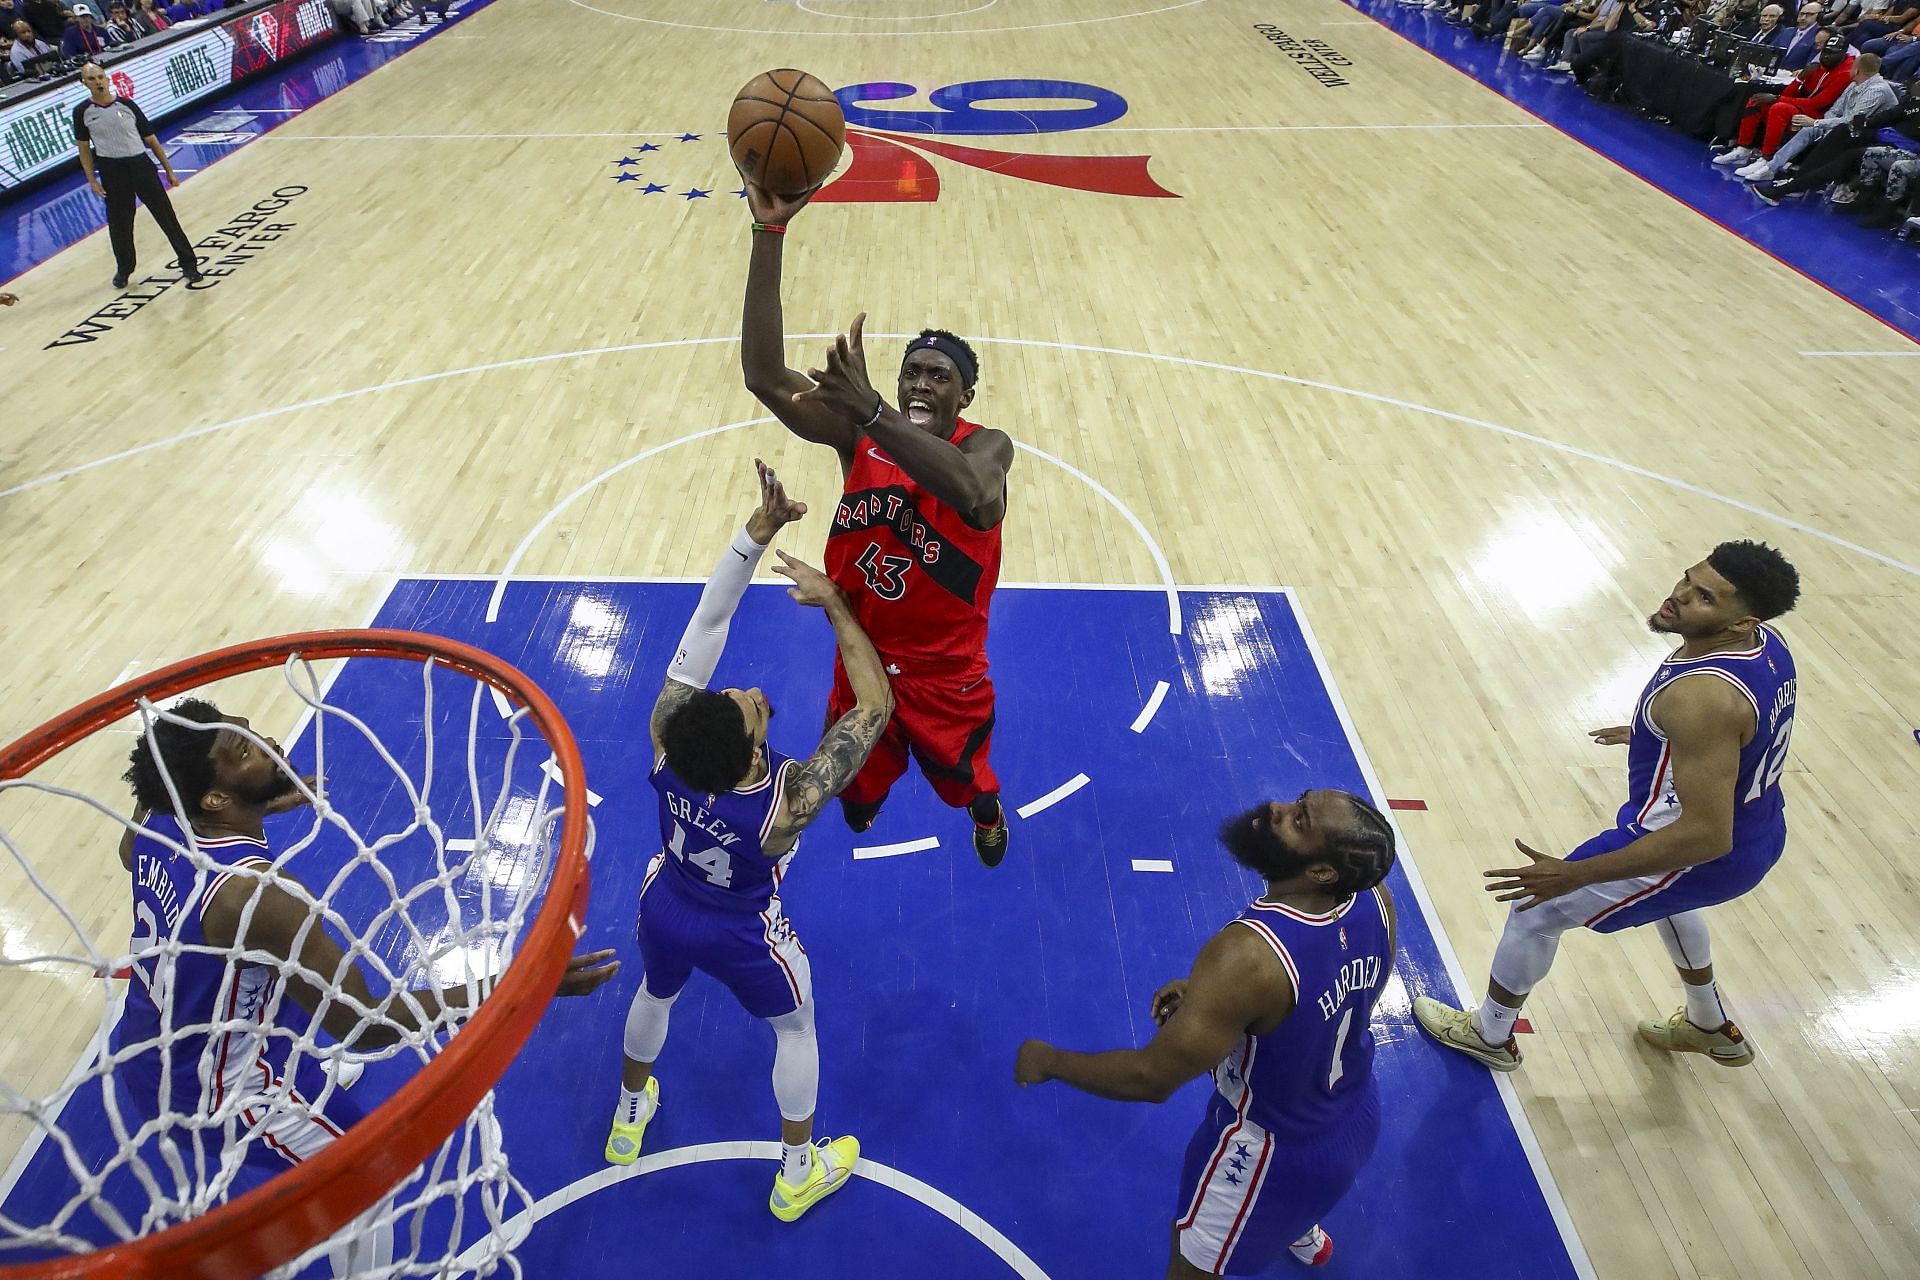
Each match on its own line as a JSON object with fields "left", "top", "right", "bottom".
{"left": 237, "top": 1055, "right": 392, "bottom": 1277}
{"left": 825, "top": 652, "right": 909, "bottom": 831}
{"left": 900, "top": 666, "right": 1007, "bottom": 865}
{"left": 1414, "top": 826, "right": 1640, "bottom": 1070}
{"left": 720, "top": 914, "right": 859, "bottom": 1221}
{"left": 607, "top": 859, "right": 693, "bottom": 1164}
{"left": 1637, "top": 909, "right": 1754, "bottom": 1066}
{"left": 1171, "top": 1092, "right": 1376, "bottom": 1274}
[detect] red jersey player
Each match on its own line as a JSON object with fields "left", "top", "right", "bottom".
{"left": 740, "top": 184, "right": 1016, "bottom": 867}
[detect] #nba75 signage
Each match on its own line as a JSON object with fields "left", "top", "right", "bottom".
{"left": 0, "top": 0, "right": 335, "bottom": 191}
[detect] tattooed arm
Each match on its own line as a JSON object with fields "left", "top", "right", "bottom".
{"left": 764, "top": 553, "right": 894, "bottom": 855}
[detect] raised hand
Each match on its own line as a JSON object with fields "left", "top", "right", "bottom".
{"left": 1484, "top": 839, "right": 1589, "bottom": 911}
{"left": 744, "top": 458, "right": 808, "bottom": 544}
{"left": 770, "top": 549, "right": 843, "bottom": 610}
{"left": 1588, "top": 725, "right": 1631, "bottom": 746}
{"left": 792, "top": 312, "right": 880, "bottom": 423}
{"left": 265, "top": 775, "right": 322, "bottom": 815}
{"left": 745, "top": 181, "right": 816, "bottom": 228}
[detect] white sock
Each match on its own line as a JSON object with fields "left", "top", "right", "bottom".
{"left": 1683, "top": 979, "right": 1727, "bottom": 1032}
{"left": 780, "top": 1141, "right": 813, "bottom": 1185}
{"left": 1474, "top": 997, "right": 1522, "bottom": 1048}
{"left": 616, "top": 1082, "right": 655, "bottom": 1127}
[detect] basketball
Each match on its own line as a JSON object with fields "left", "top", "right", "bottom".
{"left": 727, "top": 69, "right": 846, "bottom": 196}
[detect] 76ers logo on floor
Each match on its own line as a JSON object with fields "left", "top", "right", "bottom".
{"left": 818, "top": 79, "right": 1179, "bottom": 203}
{"left": 602, "top": 79, "right": 1179, "bottom": 204}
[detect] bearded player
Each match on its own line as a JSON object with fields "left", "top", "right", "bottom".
{"left": 741, "top": 185, "right": 1015, "bottom": 867}
{"left": 1415, "top": 542, "right": 1801, "bottom": 1073}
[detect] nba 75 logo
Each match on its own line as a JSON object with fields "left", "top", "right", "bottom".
{"left": 604, "top": 79, "right": 1179, "bottom": 204}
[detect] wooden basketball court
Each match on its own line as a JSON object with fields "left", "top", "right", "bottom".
{"left": 1, "top": 1, "right": 1916, "bottom": 1276}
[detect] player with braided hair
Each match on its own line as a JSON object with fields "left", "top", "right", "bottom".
{"left": 1014, "top": 790, "right": 1399, "bottom": 1275}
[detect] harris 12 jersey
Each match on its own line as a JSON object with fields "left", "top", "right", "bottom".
{"left": 1214, "top": 886, "right": 1393, "bottom": 1137}
{"left": 1619, "top": 625, "right": 1797, "bottom": 847}
{"left": 825, "top": 419, "right": 1003, "bottom": 667}
{"left": 650, "top": 744, "right": 798, "bottom": 912}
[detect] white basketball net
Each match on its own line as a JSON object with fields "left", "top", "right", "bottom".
{"left": 0, "top": 652, "right": 586, "bottom": 1278}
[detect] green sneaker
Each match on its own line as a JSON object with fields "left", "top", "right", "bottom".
{"left": 769, "top": 1135, "right": 860, "bottom": 1222}
{"left": 603, "top": 1076, "right": 659, "bottom": 1165}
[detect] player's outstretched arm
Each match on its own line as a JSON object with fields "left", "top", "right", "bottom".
{"left": 764, "top": 551, "right": 893, "bottom": 852}
{"left": 740, "top": 184, "right": 858, "bottom": 461}
{"left": 203, "top": 873, "right": 620, "bottom": 1052}
{"left": 1014, "top": 926, "right": 1292, "bottom": 1103}
{"left": 648, "top": 460, "right": 807, "bottom": 757}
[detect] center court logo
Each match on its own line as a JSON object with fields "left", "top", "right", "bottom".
{"left": 600, "top": 79, "right": 1181, "bottom": 204}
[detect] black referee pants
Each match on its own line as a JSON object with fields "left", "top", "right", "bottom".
{"left": 97, "top": 154, "right": 198, "bottom": 280}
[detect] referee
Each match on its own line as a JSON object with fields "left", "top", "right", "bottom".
{"left": 73, "top": 62, "right": 202, "bottom": 290}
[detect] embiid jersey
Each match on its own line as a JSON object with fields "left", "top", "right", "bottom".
{"left": 650, "top": 744, "right": 798, "bottom": 912}
{"left": 111, "top": 813, "right": 279, "bottom": 1117}
{"left": 1214, "top": 886, "right": 1393, "bottom": 1136}
{"left": 825, "top": 419, "right": 1003, "bottom": 667}
{"left": 1619, "top": 625, "right": 1796, "bottom": 850}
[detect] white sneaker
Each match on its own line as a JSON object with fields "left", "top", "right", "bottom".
{"left": 1735, "top": 159, "right": 1773, "bottom": 180}
{"left": 1713, "top": 146, "right": 1754, "bottom": 166}
{"left": 1290, "top": 1224, "right": 1335, "bottom": 1266}
{"left": 1547, "top": 60, "right": 1573, "bottom": 71}
{"left": 1522, "top": 46, "right": 1548, "bottom": 60}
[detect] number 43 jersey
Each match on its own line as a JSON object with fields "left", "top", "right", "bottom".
{"left": 650, "top": 746, "right": 798, "bottom": 913}
{"left": 824, "top": 419, "right": 1004, "bottom": 668}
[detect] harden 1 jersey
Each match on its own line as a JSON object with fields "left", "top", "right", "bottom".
{"left": 1620, "top": 625, "right": 1796, "bottom": 847}
{"left": 825, "top": 419, "right": 1003, "bottom": 667}
{"left": 1213, "top": 886, "right": 1393, "bottom": 1137}
{"left": 111, "top": 813, "right": 280, "bottom": 1116}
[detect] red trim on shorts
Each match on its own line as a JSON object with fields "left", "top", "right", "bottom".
{"left": 1585, "top": 867, "right": 1688, "bottom": 927}
{"left": 1215, "top": 1131, "right": 1275, "bottom": 1271}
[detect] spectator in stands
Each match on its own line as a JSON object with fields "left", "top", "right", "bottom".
{"left": 7, "top": 18, "right": 53, "bottom": 72}
{"left": 1747, "top": 2, "right": 1792, "bottom": 44}
{"left": 1569, "top": 0, "right": 1661, "bottom": 88}
{"left": 1752, "top": 90, "right": 1920, "bottom": 199}
{"left": 1861, "top": 10, "right": 1920, "bottom": 53}
{"left": 1716, "top": 37, "right": 1854, "bottom": 163}
{"left": 0, "top": 0, "right": 25, "bottom": 34}
{"left": 329, "top": 0, "right": 380, "bottom": 34}
{"left": 1735, "top": 50, "right": 1897, "bottom": 176}
{"left": 1850, "top": 0, "right": 1918, "bottom": 38}
{"left": 159, "top": 0, "right": 192, "bottom": 20}
{"left": 103, "top": 1, "right": 137, "bottom": 40}
{"left": 132, "top": 0, "right": 168, "bottom": 30}
{"left": 60, "top": 9, "right": 106, "bottom": 54}
{"left": 1780, "top": 2, "right": 1830, "bottom": 64}
{"left": 21, "top": 0, "right": 65, "bottom": 41}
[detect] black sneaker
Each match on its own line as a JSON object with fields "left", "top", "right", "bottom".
{"left": 969, "top": 795, "right": 1008, "bottom": 868}
{"left": 840, "top": 797, "right": 881, "bottom": 834}
{"left": 111, "top": 273, "right": 128, "bottom": 290}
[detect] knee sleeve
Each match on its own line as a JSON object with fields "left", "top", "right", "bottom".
{"left": 1488, "top": 905, "right": 1570, "bottom": 997}
{"left": 1657, "top": 910, "right": 1711, "bottom": 970}
{"left": 767, "top": 1001, "right": 818, "bottom": 1124}
{"left": 623, "top": 979, "right": 678, "bottom": 1064}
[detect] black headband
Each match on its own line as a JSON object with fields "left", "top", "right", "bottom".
{"left": 901, "top": 333, "right": 977, "bottom": 388}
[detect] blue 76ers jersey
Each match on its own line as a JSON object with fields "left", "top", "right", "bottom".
{"left": 110, "top": 813, "right": 280, "bottom": 1117}
{"left": 1619, "top": 625, "right": 1796, "bottom": 848}
{"left": 651, "top": 745, "right": 798, "bottom": 913}
{"left": 1214, "top": 886, "right": 1393, "bottom": 1137}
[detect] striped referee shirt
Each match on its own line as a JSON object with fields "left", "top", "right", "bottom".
{"left": 72, "top": 95, "right": 152, "bottom": 159}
